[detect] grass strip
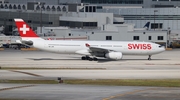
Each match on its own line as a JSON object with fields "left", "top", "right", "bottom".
{"left": 1, "top": 79, "right": 180, "bottom": 87}
{"left": 0, "top": 80, "right": 59, "bottom": 84}
{"left": 63, "top": 79, "right": 180, "bottom": 87}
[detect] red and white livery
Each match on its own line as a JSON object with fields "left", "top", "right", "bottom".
{"left": 14, "top": 18, "right": 165, "bottom": 61}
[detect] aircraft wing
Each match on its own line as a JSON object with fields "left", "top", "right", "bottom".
{"left": 88, "top": 46, "right": 117, "bottom": 57}
{"left": 85, "top": 43, "right": 116, "bottom": 55}
{"left": 89, "top": 47, "right": 114, "bottom": 53}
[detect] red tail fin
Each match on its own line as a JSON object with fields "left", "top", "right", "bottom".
{"left": 14, "top": 19, "right": 38, "bottom": 38}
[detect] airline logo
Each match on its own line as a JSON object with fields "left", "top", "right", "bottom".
{"left": 20, "top": 24, "right": 29, "bottom": 34}
{"left": 14, "top": 19, "right": 38, "bottom": 37}
{"left": 128, "top": 43, "right": 152, "bottom": 50}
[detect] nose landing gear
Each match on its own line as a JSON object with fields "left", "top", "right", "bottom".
{"left": 148, "top": 55, "right": 151, "bottom": 60}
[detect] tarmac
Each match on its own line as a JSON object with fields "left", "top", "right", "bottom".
{"left": 0, "top": 48, "right": 180, "bottom": 100}
{"left": 0, "top": 49, "right": 180, "bottom": 68}
{"left": 0, "top": 84, "right": 180, "bottom": 100}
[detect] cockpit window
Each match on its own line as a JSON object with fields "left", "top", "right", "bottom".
{"left": 159, "top": 45, "right": 163, "bottom": 48}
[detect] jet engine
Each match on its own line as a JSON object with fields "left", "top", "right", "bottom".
{"left": 105, "top": 52, "right": 123, "bottom": 60}
{"left": 22, "top": 40, "right": 33, "bottom": 46}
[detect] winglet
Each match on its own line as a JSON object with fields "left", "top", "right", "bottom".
{"left": 14, "top": 18, "right": 39, "bottom": 38}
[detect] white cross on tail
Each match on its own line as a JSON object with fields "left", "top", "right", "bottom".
{"left": 20, "top": 24, "right": 29, "bottom": 34}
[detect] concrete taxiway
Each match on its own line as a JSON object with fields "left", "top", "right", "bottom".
{"left": 0, "top": 49, "right": 180, "bottom": 100}
{"left": 0, "top": 84, "right": 179, "bottom": 100}
{"left": 0, "top": 49, "right": 180, "bottom": 80}
{"left": 1, "top": 70, "right": 180, "bottom": 80}
{"left": 0, "top": 49, "right": 180, "bottom": 69}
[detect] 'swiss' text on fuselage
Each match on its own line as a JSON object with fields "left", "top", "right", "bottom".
{"left": 128, "top": 43, "right": 152, "bottom": 50}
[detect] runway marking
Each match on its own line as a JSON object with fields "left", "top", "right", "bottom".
{"left": 10, "top": 70, "right": 42, "bottom": 77}
{"left": 102, "top": 87, "right": 158, "bottom": 100}
{"left": 145, "top": 63, "right": 155, "bottom": 65}
{"left": 1, "top": 67, "right": 105, "bottom": 70}
{"left": 1, "top": 63, "right": 180, "bottom": 66}
{"left": 0, "top": 85, "right": 35, "bottom": 92}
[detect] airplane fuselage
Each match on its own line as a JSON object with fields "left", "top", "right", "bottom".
{"left": 31, "top": 39, "right": 165, "bottom": 57}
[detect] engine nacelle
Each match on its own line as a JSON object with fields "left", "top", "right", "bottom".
{"left": 22, "top": 40, "right": 33, "bottom": 46}
{"left": 105, "top": 52, "right": 123, "bottom": 60}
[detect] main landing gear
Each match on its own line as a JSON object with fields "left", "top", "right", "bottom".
{"left": 148, "top": 55, "right": 151, "bottom": 60}
{"left": 81, "top": 56, "right": 98, "bottom": 61}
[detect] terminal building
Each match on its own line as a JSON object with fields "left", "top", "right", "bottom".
{"left": 1, "top": 0, "right": 180, "bottom": 47}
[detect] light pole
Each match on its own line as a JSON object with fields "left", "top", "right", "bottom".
{"left": 37, "top": 2, "right": 45, "bottom": 34}
{"left": 167, "top": 27, "right": 171, "bottom": 48}
{"left": 18, "top": 9, "right": 22, "bottom": 18}
{"left": 154, "top": 10, "right": 158, "bottom": 31}
{"left": 40, "top": 5, "right": 42, "bottom": 34}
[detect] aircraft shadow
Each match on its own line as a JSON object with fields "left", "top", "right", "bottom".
{"left": 27, "top": 58, "right": 80, "bottom": 61}
{"left": 27, "top": 58, "right": 114, "bottom": 63}
{"left": 121, "top": 59, "right": 169, "bottom": 61}
{"left": 27, "top": 58, "right": 169, "bottom": 63}
{"left": 97, "top": 58, "right": 170, "bottom": 63}
{"left": 97, "top": 59, "right": 115, "bottom": 63}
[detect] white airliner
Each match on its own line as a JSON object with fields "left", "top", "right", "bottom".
{"left": 14, "top": 18, "right": 165, "bottom": 61}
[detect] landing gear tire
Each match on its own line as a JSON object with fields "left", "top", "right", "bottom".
{"left": 93, "top": 57, "right": 98, "bottom": 61}
{"left": 85, "top": 56, "right": 90, "bottom": 60}
{"left": 81, "top": 56, "right": 90, "bottom": 60}
{"left": 81, "top": 56, "right": 86, "bottom": 60}
{"left": 82, "top": 56, "right": 98, "bottom": 61}
{"left": 89, "top": 57, "right": 98, "bottom": 61}
{"left": 89, "top": 58, "right": 93, "bottom": 61}
{"left": 148, "top": 55, "right": 151, "bottom": 60}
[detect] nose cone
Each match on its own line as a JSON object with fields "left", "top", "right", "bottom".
{"left": 160, "top": 46, "right": 165, "bottom": 52}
